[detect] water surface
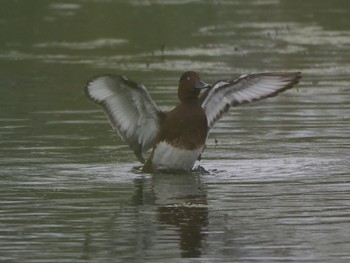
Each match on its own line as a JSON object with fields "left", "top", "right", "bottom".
{"left": 1, "top": 0, "right": 350, "bottom": 262}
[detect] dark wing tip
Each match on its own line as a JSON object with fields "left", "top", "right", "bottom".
{"left": 84, "top": 74, "right": 112, "bottom": 102}
{"left": 252, "top": 71, "right": 302, "bottom": 100}
{"left": 204, "top": 71, "right": 302, "bottom": 128}
{"left": 85, "top": 74, "right": 126, "bottom": 105}
{"left": 84, "top": 76, "right": 96, "bottom": 101}
{"left": 133, "top": 146, "right": 146, "bottom": 164}
{"left": 270, "top": 71, "right": 302, "bottom": 96}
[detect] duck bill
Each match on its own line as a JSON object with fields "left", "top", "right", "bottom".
{"left": 195, "top": 80, "right": 211, "bottom": 89}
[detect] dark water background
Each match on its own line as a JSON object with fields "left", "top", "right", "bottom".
{"left": 1, "top": 0, "right": 350, "bottom": 262}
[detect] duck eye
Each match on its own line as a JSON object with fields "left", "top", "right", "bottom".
{"left": 186, "top": 76, "right": 191, "bottom": 81}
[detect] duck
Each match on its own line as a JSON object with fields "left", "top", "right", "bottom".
{"left": 85, "top": 71, "right": 301, "bottom": 172}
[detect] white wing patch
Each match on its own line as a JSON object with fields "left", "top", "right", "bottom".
{"left": 201, "top": 72, "right": 301, "bottom": 129}
{"left": 85, "top": 75, "right": 163, "bottom": 163}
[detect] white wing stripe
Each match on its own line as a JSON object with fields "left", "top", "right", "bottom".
{"left": 201, "top": 72, "right": 301, "bottom": 129}
{"left": 86, "top": 75, "right": 162, "bottom": 163}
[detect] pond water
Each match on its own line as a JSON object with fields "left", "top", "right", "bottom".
{"left": 1, "top": 0, "right": 350, "bottom": 262}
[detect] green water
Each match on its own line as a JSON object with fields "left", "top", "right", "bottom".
{"left": 1, "top": 0, "right": 350, "bottom": 262}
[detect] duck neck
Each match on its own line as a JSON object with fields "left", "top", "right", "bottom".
{"left": 180, "top": 96, "right": 199, "bottom": 104}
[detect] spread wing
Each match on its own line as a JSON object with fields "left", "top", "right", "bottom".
{"left": 201, "top": 72, "right": 301, "bottom": 129}
{"left": 85, "top": 74, "right": 164, "bottom": 163}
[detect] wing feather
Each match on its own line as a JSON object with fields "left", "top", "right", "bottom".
{"left": 85, "top": 74, "right": 164, "bottom": 163}
{"left": 201, "top": 72, "right": 301, "bottom": 129}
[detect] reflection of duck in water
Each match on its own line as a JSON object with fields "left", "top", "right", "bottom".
{"left": 86, "top": 71, "right": 301, "bottom": 172}
{"left": 133, "top": 173, "right": 208, "bottom": 258}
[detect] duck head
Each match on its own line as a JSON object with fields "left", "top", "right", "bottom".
{"left": 177, "top": 71, "right": 211, "bottom": 102}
